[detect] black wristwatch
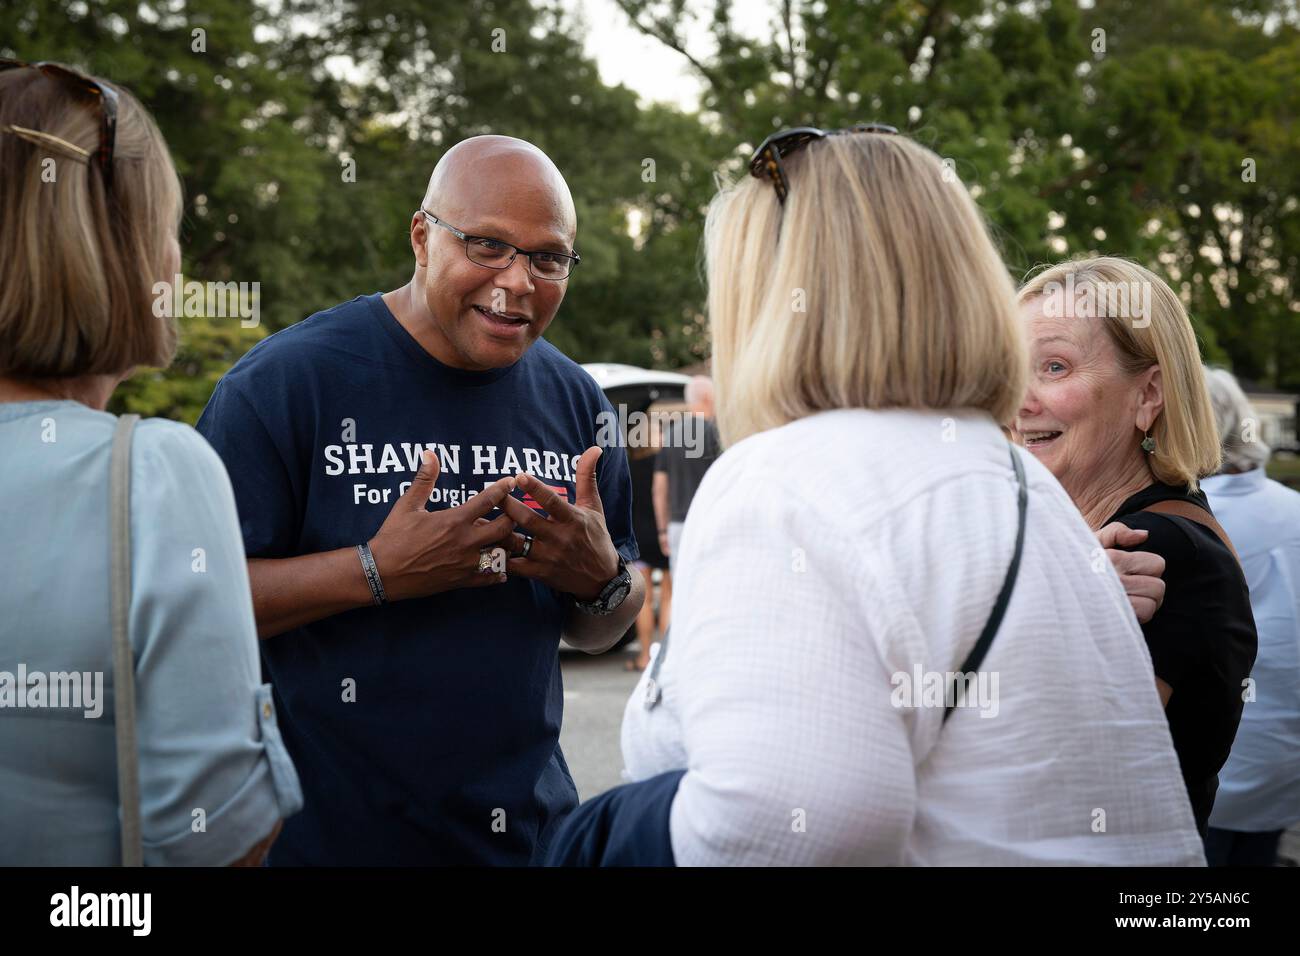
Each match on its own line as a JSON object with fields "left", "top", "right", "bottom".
{"left": 574, "top": 557, "right": 632, "bottom": 616}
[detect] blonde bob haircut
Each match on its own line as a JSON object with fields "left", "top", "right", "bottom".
{"left": 0, "top": 66, "right": 182, "bottom": 379}
{"left": 703, "top": 130, "right": 1027, "bottom": 449}
{"left": 1017, "top": 256, "right": 1221, "bottom": 491}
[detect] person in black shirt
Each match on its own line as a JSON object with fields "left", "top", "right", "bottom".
{"left": 653, "top": 377, "right": 721, "bottom": 574}
{"left": 627, "top": 437, "right": 671, "bottom": 671}
{"left": 1015, "top": 256, "right": 1257, "bottom": 838}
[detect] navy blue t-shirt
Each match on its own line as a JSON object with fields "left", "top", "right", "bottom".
{"left": 195, "top": 293, "right": 637, "bottom": 865}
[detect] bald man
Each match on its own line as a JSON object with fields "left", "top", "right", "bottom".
{"left": 196, "top": 136, "right": 644, "bottom": 865}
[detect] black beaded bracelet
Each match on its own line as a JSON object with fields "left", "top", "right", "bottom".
{"left": 356, "top": 542, "right": 387, "bottom": 606}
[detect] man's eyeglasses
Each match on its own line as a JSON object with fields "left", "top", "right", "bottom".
{"left": 419, "top": 209, "right": 579, "bottom": 281}
{"left": 0, "top": 59, "right": 119, "bottom": 190}
{"left": 748, "top": 123, "right": 898, "bottom": 205}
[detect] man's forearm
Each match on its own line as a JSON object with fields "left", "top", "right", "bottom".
{"left": 250, "top": 538, "right": 646, "bottom": 646}
{"left": 562, "top": 571, "right": 646, "bottom": 654}
{"left": 248, "top": 550, "right": 375, "bottom": 640}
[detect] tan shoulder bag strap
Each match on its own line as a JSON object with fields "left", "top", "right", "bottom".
{"left": 1142, "top": 499, "right": 1240, "bottom": 565}
{"left": 110, "top": 413, "right": 144, "bottom": 866}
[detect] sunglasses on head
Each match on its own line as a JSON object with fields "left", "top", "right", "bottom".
{"left": 748, "top": 122, "right": 898, "bottom": 205}
{"left": 0, "top": 58, "right": 119, "bottom": 190}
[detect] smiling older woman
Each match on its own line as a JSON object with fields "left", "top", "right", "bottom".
{"left": 1016, "top": 257, "right": 1258, "bottom": 838}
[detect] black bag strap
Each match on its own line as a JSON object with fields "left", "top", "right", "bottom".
{"left": 943, "top": 443, "right": 1027, "bottom": 722}
{"left": 643, "top": 443, "right": 1029, "bottom": 722}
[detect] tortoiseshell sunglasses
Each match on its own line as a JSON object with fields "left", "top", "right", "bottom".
{"left": 0, "top": 58, "right": 119, "bottom": 190}
{"left": 748, "top": 123, "right": 898, "bottom": 204}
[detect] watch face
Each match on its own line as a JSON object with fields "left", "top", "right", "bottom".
{"left": 580, "top": 561, "right": 631, "bottom": 613}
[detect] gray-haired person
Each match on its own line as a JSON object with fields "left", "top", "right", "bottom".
{"left": 1201, "top": 367, "right": 1300, "bottom": 866}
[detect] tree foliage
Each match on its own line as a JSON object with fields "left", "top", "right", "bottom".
{"left": 1, "top": 0, "right": 1295, "bottom": 424}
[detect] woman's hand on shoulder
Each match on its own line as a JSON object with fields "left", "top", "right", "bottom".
{"left": 1096, "top": 523, "right": 1166, "bottom": 624}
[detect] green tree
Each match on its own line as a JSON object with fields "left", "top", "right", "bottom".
{"left": 3, "top": 0, "right": 721, "bottom": 423}
{"left": 615, "top": 0, "right": 1300, "bottom": 388}
{"left": 6, "top": 0, "right": 1295, "bottom": 425}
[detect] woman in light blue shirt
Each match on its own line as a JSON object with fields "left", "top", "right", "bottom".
{"left": 0, "top": 63, "right": 301, "bottom": 865}
{"left": 1202, "top": 367, "right": 1300, "bottom": 866}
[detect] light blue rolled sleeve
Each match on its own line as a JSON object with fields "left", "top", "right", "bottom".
{"left": 127, "top": 420, "right": 304, "bottom": 865}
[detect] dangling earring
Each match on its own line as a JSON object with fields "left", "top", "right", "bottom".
{"left": 1141, "top": 431, "right": 1156, "bottom": 454}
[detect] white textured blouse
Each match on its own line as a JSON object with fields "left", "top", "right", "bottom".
{"left": 621, "top": 408, "right": 1205, "bottom": 866}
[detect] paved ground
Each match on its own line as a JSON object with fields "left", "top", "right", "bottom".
{"left": 559, "top": 645, "right": 644, "bottom": 799}
{"left": 1282, "top": 823, "right": 1300, "bottom": 865}
{"left": 559, "top": 644, "right": 1300, "bottom": 863}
